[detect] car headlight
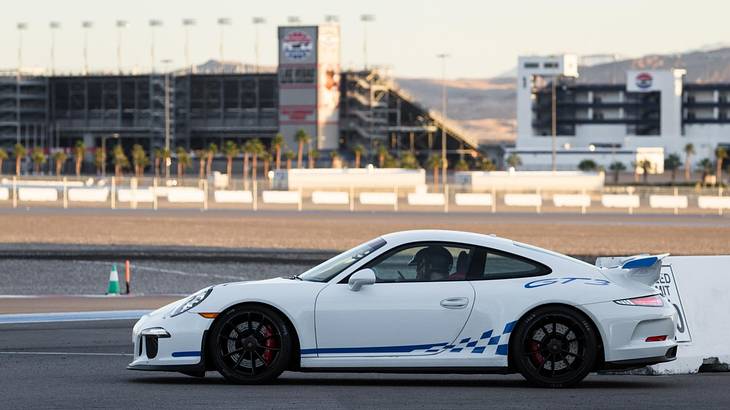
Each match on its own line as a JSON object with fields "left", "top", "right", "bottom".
{"left": 169, "top": 287, "right": 213, "bottom": 317}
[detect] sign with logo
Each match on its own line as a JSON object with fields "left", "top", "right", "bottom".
{"left": 635, "top": 72, "right": 653, "bottom": 89}
{"left": 282, "top": 31, "right": 313, "bottom": 61}
{"left": 656, "top": 264, "right": 692, "bottom": 343}
{"left": 626, "top": 70, "right": 661, "bottom": 92}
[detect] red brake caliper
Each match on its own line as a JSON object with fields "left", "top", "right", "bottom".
{"left": 529, "top": 341, "right": 544, "bottom": 366}
{"left": 262, "top": 325, "right": 278, "bottom": 364}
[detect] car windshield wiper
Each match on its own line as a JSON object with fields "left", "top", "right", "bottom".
{"left": 287, "top": 275, "right": 303, "bottom": 281}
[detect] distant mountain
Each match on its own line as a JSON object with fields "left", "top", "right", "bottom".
{"left": 395, "top": 47, "right": 730, "bottom": 144}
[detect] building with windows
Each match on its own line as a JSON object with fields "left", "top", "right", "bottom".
{"left": 512, "top": 54, "right": 730, "bottom": 171}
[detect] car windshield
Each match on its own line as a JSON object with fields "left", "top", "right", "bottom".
{"left": 298, "top": 237, "right": 387, "bottom": 282}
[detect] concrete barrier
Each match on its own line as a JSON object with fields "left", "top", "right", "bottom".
{"left": 18, "top": 187, "right": 58, "bottom": 202}
{"left": 117, "top": 189, "right": 154, "bottom": 203}
{"left": 698, "top": 196, "right": 730, "bottom": 210}
{"left": 273, "top": 168, "right": 425, "bottom": 190}
{"left": 0, "top": 187, "right": 8, "bottom": 201}
{"left": 359, "top": 192, "right": 397, "bottom": 206}
{"left": 262, "top": 190, "right": 301, "bottom": 204}
{"left": 407, "top": 193, "right": 445, "bottom": 206}
{"left": 601, "top": 194, "right": 640, "bottom": 209}
{"left": 553, "top": 194, "right": 591, "bottom": 208}
{"left": 311, "top": 191, "right": 349, "bottom": 205}
{"left": 649, "top": 195, "right": 688, "bottom": 209}
{"left": 214, "top": 190, "right": 253, "bottom": 204}
{"left": 454, "top": 193, "right": 493, "bottom": 207}
{"left": 167, "top": 188, "right": 205, "bottom": 203}
{"left": 503, "top": 193, "right": 542, "bottom": 207}
{"left": 455, "top": 170, "right": 604, "bottom": 191}
{"left": 68, "top": 188, "right": 109, "bottom": 202}
{"left": 647, "top": 256, "right": 730, "bottom": 374}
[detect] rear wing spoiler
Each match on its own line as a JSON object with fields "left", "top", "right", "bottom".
{"left": 595, "top": 253, "right": 670, "bottom": 286}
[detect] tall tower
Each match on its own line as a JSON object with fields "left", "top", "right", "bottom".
{"left": 278, "top": 23, "right": 341, "bottom": 150}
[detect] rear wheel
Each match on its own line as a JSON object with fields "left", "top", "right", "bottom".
{"left": 511, "top": 306, "right": 598, "bottom": 388}
{"left": 208, "top": 305, "right": 292, "bottom": 384}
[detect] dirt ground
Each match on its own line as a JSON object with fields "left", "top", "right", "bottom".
{"left": 0, "top": 209, "right": 728, "bottom": 256}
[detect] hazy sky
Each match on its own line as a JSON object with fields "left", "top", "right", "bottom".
{"left": 1, "top": 0, "right": 728, "bottom": 78}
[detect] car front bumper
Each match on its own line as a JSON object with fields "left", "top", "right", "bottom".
{"left": 127, "top": 302, "right": 213, "bottom": 372}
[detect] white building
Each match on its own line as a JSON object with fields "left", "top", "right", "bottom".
{"left": 512, "top": 54, "right": 730, "bottom": 171}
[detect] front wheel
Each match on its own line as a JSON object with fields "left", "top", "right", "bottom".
{"left": 511, "top": 306, "right": 599, "bottom": 388}
{"left": 208, "top": 305, "right": 293, "bottom": 384}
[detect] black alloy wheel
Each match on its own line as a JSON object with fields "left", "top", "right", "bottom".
{"left": 208, "top": 305, "right": 292, "bottom": 384}
{"left": 511, "top": 306, "right": 598, "bottom": 388}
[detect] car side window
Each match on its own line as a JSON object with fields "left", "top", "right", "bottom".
{"left": 476, "top": 249, "right": 550, "bottom": 280}
{"left": 367, "top": 243, "right": 474, "bottom": 283}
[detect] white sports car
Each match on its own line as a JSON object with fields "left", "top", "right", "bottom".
{"left": 128, "top": 230, "right": 678, "bottom": 387}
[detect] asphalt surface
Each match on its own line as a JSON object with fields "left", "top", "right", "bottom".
{"left": 0, "top": 320, "right": 728, "bottom": 409}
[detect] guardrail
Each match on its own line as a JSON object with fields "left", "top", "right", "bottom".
{"left": 0, "top": 176, "right": 728, "bottom": 216}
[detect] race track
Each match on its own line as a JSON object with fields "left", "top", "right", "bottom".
{"left": 0, "top": 320, "right": 728, "bottom": 409}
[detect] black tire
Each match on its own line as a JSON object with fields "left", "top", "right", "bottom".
{"left": 511, "top": 305, "right": 598, "bottom": 388}
{"left": 208, "top": 304, "right": 293, "bottom": 384}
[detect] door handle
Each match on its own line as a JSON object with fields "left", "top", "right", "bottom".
{"left": 440, "top": 297, "right": 469, "bottom": 309}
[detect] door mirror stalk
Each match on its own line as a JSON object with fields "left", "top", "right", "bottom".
{"left": 348, "top": 268, "right": 376, "bottom": 291}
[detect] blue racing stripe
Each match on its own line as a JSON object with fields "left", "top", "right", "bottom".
{"left": 171, "top": 351, "right": 201, "bottom": 357}
{"left": 301, "top": 342, "right": 448, "bottom": 355}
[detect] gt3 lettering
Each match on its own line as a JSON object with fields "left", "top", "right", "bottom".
{"left": 524, "top": 277, "right": 611, "bottom": 288}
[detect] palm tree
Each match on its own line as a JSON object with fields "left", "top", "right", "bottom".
{"left": 506, "top": 153, "right": 522, "bottom": 169}
{"left": 131, "top": 144, "right": 149, "bottom": 178}
{"left": 261, "top": 151, "right": 272, "bottom": 178}
{"left": 30, "top": 147, "right": 47, "bottom": 175}
{"left": 577, "top": 159, "right": 597, "bottom": 172}
{"left": 698, "top": 158, "right": 713, "bottom": 185}
{"left": 308, "top": 149, "right": 319, "bottom": 169}
{"left": 638, "top": 159, "right": 651, "bottom": 184}
{"left": 248, "top": 139, "right": 265, "bottom": 183}
{"left": 664, "top": 154, "right": 682, "bottom": 183}
{"left": 352, "top": 144, "right": 365, "bottom": 168}
{"left": 715, "top": 146, "right": 728, "bottom": 184}
{"left": 377, "top": 144, "right": 388, "bottom": 168}
{"left": 329, "top": 151, "right": 341, "bottom": 168}
{"left": 455, "top": 159, "right": 469, "bottom": 171}
{"left": 94, "top": 148, "right": 105, "bottom": 175}
{"left": 195, "top": 149, "right": 206, "bottom": 180}
{"left": 13, "top": 143, "right": 26, "bottom": 176}
{"left": 684, "top": 143, "right": 695, "bottom": 181}
{"left": 73, "top": 140, "right": 85, "bottom": 177}
{"left": 271, "top": 134, "right": 284, "bottom": 170}
{"left": 284, "top": 150, "right": 295, "bottom": 171}
{"left": 400, "top": 152, "right": 418, "bottom": 169}
{"left": 479, "top": 157, "right": 497, "bottom": 171}
{"left": 222, "top": 141, "right": 239, "bottom": 188}
{"left": 53, "top": 151, "right": 68, "bottom": 177}
{"left": 295, "top": 129, "right": 310, "bottom": 169}
{"left": 608, "top": 161, "right": 626, "bottom": 184}
{"left": 426, "top": 155, "right": 443, "bottom": 191}
{"left": 206, "top": 143, "right": 218, "bottom": 177}
{"left": 0, "top": 148, "right": 7, "bottom": 176}
{"left": 112, "top": 144, "right": 129, "bottom": 178}
{"left": 153, "top": 148, "right": 162, "bottom": 178}
{"left": 176, "top": 147, "right": 192, "bottom": 181}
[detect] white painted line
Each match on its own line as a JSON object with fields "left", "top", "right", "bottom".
{"left": 0, "top": 351, "right": 132, "bottom": 357}
{"left": 0, "top": 310, "right": 150, "bottom": 324}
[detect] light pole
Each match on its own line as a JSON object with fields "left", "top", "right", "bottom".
{"left": 82, "top": 21, "right": 93, "bottom": 75}
{"left": 182, "top": 19, "right": 195, "bottom": 73}
{"left": 437, "top": 53, "right": 450, "bottom": 191}
{"left": 16, "top": 22, "right": 27, "bottom": 144}
{"left": 360, "top": 14, "right": 375, "bottom": 70}
{"left": 162, "top": 59, "right": 172, "bottom": 154}
{"left": 149, "top": 19, "right": 163, "bottom": 73}
{"left": 252, "top": 17, "right": 265, "bottom": 73}
{"left": 101, "top": 133, "right": 119, "bottom": 178}
{"left": 49, "top": 22, "right": 60, "bottom": 75}
{"left": 551, "top": 75, "right": 561, "bottom": 172}
{"left": 217, "top": 18, "right": 231, "bottom": 69}
{"left": 116, "top": 20, "right": 127, "bottom": 74}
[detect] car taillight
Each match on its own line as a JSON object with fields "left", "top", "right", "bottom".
{"left": 645, "top": 335, "right": 668, "bottom": 342}
{"left": 614, "top": 295, "right": 664, "bottom": 307}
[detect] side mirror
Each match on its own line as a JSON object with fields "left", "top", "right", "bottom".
{"left": 348, "top": 268, "right": 376, "bottom": 291}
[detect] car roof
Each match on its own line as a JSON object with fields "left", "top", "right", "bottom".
{"left": 380, "top": 229, "right": 514, "bottom": 249}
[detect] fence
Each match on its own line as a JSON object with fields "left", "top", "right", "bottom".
{"left": 0, "top": 176, "right": 728, "bottom": 216}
